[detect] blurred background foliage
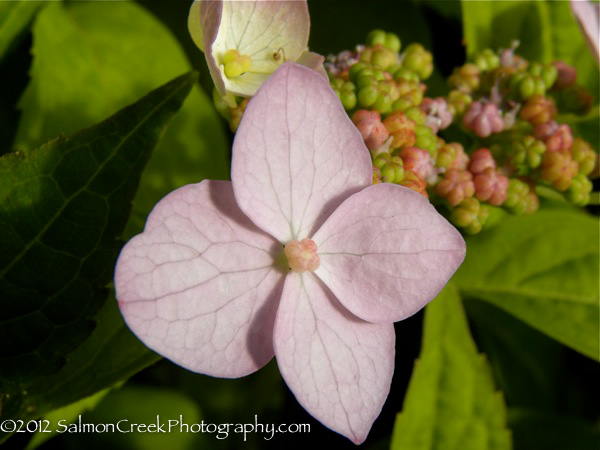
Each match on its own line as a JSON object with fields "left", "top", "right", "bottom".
{"left": 0, "top": 1, "right": 598, "bottom": 449}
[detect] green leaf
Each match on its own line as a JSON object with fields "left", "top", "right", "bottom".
{"left": 391, "top": 284, "right": 511, "bottom": 450}
{"left": 25, "top": 385, "right": 114, "bottom": 450}
{"left": 454, "top": 210, "right": 599, "bottom": 360}
{"left": 13, "top": 1, "right": 229, "bottom": 237}
{"left": 51, "top": 386, "right": 204, "bottom": 450}
{"left": 0, "top": 1, "right": 44, "bottom": 61}
{"left": 508, "top": 408, "right": 600, "bottom": 450}
{"left": 461, "top": 0, "right": 599, "bottom": 92}
{"left": 0, "top": 292, "right": 159, "bottom": 439}
{"left": 464, "top": 299, "right": 562, "bottom": 409}
{"left": 0, "top": 71, "right": 197, "bottom": 393}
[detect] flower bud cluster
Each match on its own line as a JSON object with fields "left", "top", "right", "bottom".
{"left": 323, "top": 33, "right": 597, "bottom": 234}
{"left": 438, "top": 43, "right": 597, "bottom": 231}
{"left": 222, "top": 33, "right": 597, "bottom": 237}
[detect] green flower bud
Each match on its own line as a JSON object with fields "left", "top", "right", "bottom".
{"left": 366, "top": 29, "right": 387, "bottom": 47}
{"left": 348, "top": 62, "right": 369, "bottom": 82}
{"left": 393, "top": 67, "right": 419, "bottom": 82}
{"left": 356, "top": 72, "right": 377, "bottom": 89}
{"left": 567, "top": 174, "right": 593, "bottom": 206}
{"left": 372, "top": 46, "right": 397, "bottom": 70}
{"left": 402, "top": 43, "right": 433, "bottom": 80}
{"left": 474, "top": 49, "right": 500, "bottom": 72}
{"left": 340, "top": 89, "right": 357, "bottom": 110}
{"left": 380, "top": 156, "right": 405, "bottom": 183}
{"left": 392, "top": 97, "right": 412, "bottom": 112}
{"left": 358, "top": 85, "right": 379, "bottom": 107}
{"left": 385, "top": 33, "right": 401, "bottom": 53}
{"left": 404, "top": 105, "right": 426, "bottom": 125}
{"left": 374, "top": 93, "right": 393, "bottom": 113}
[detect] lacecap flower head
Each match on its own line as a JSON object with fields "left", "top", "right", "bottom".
{"left": 115, "top": 62, "right": 466, "bottom": 443}
{"left": 188, "top": 0, "right": 325, "bottom": 101}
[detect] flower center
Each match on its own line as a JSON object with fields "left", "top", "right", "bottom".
{"left": 284, "top": 239, "right": 320, "bottom": 272}
{"left": 222, "top": 49, "right": 252, "bottom": 78}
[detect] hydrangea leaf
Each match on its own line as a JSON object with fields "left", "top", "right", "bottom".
{"left": 116, "top": 180, "right": 285, "bottom": 378}
{"left": 313, "top": 183, "right": 466, "bottom": 323}
{"left": 189, "top": 0, "right": 310, "bottom": 97}
{"left": 508, "top": 408, "right": 600, "bottom": 450}
{"left": 461, "top": 0, "right": 599, "bottom": 92}
{"left": 13, "top": 1, "right": 229, "bottom": 237}
{"left": 0, "top": 292, "right": 159, "bottom": 442}
{"left": 0, "top": 1, "right": 45, "bottom": 61}
{"left": 454, "top": 209, "right": 599, "bottom": 360}
{"left": 464, "top": 300, "right": 562, "bottom": 409}
{"left": 391, "top": 284, "right": 511, "bottom": 450}
{"left": 232, "top": 62, "right": 372, "bottom": 243}
{"left": 74, "top": 386, "right": 204, "bottom": 450}
{"left": 273, "top": 272, "right": 395, "bottom": 444}
{"left": 0, "top": 71, "right": 197, "bottom": 392}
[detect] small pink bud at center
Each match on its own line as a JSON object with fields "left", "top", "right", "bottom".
{"left": 284, "top": 239, "right": 320, "bottom": 272}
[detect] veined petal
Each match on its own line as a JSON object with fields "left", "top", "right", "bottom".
{"left": 232, "top": 62, "right": 372, "bottom": 243}
{"left": 313, "top": 183, "right": 466, "bottom": 323}
{"left": 198, "top": 0, "right": 310, "bottom": 97}
{"left": 115, "top": 180, "right": 284, "bottom": 378}
{"left": 188, "top": 0, "right": 226, "bottom": 95}
{"left": 273, "top": 272, "right": 395, "bottom": 444}
{"left": 570, "top": 0, "right": 600, "bottom": 63}
{"left": 295, "top": 50, "right": 327, "bottom": 79}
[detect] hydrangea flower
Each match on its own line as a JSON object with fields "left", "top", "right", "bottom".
{"left": 188, "top": 0, "right": 325, "bottom": 102}
{"left": 570, "top": 0, "right": 600, "bottom": 64}
{"left": 115, "top": 62, "right": 466, "bottom": 443}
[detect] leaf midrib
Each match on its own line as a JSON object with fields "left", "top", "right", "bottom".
{"left": 0, "top": 78, "right": 190, "bottom": 280}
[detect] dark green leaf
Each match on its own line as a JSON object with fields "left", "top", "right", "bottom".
{"left": 0, "top": 71, "right": 196, "bottom": 392}
{"left": 52, "top": 386, "right": 204, "bottom": 450}
{"left": 454, "top": 210, "right": 599, "bottom": 360}
{"left": 13, "top": 1, "right": 229, "bottom": 238}
{"left": 508, "top": 408, "right": 600, "bottom": 450}
{"left": 0, "top": 1, "right": 44, "bottom": 61}
{"left": 391, "top": 284, "right": 511, "bottom": 450}
{"left": 464, "top": 299, "right": 562, "bottom": 409}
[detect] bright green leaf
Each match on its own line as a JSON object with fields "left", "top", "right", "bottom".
{"left": 61, "top": 386, "right": 204, "bottom": 450}
{"left": 461, "top": 0, "right": 599, "bottom": 92}
{"left": 0, "top": 1, "right": 44, "bottom": 61}
{"left": 13, "top": 0, "right": 229, "bottom": 238}
{"left": 391, "top": 284, "right": 511, "bottom": 450}
{"left": 0, "top": 71, "right": 196, "bottom": 394}
{"left": 25, "top": 385, "right": 115, "bottom": 450}
{"left": 454, "top": 210, "right": 599, "bottom": 360}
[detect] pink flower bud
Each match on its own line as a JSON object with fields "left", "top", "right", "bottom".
{"left": 552, "top": 61, "right": 577, "bottom": 89}
{"left": 352, "top": 110, "right": 390, "bottom": 151}
{"left": 463, "top": 101, "right": 504, "bottom": 138}
{"left": 421, "top": 97, "right": 453, "bottom": 133}
{"left": 473, "top": 168, "right": 509, "bottom": 205}
{"left": 400, "top": 146, "right": 437, "bottom": 185}
{"left": 436, "top": 169, "right": 475, "bottom": 206}
{"left": 534, "top": 121, "right": 573, "bottom": 153}
{"left": 468, "top": 148, "right": 496, "bottom": 174}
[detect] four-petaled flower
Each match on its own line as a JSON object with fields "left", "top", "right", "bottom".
{"left": 188, "top": 0, "right": 325, "bottom": 103}
{"left": 115, "top": 62, "right": 466, "bottom": 443}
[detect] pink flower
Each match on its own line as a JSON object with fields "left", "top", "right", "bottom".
{"left": 463, "top": 101, "right": 504, "bottom": 138}
{"left": 188, "top": 0, "right": 325, "bottom": 101}
{"left": 114, "top": 63, "right": 465, "bottom": 443}
{"left": 570, "top": 0, "right": 600, "bottom": 64}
